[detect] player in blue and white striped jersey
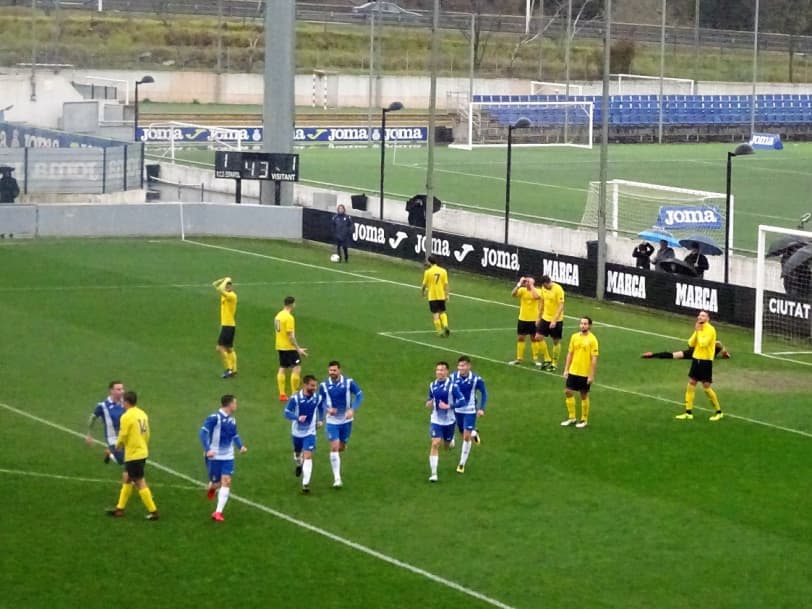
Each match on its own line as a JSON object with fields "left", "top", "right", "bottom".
{"left": 450, "top": 355, "right": 488, "bottom": 474}
{"left": 284, "top": 375, "right": 325, "bottom": 493}
{"left": 425, "top": 361, "right": 465, "bottom": 482}
{"left": 319, "top": 360, "right": 363, "bottom": 488}
{"left": 199, "top": 394, "right": 247, "bottom": 522}
{"left": 85, "top": 380, "right": 126, "bottom": 466}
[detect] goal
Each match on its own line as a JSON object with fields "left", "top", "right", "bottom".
{"left": 580, "top": 179, "right": 730, "bottom": 246}
{"left": 530, "top": 81, "right": 584, "bottom": 96}
{"left": 754, "top": 224, "right": 812, "bottom": 364}
{"left": 611, "top": 74, "right": 695, "bottom": 95}
{"left": 452, "top": 100, "right": 593, "bottom": 150}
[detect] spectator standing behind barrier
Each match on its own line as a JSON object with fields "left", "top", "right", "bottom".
{"left": 652, "top": 239, "right": 676, "bottom": 269}
{"left": 331, "top": 204, "right": 354, "bottom": 263}
{"left": 0, "top": 167, "right": 19, "bottom": 203}
{"left": 632, "top": 241, "right": 655, "bottom": 269}
{"left": 684, "top": 247, "right": 709, "bottom": 279}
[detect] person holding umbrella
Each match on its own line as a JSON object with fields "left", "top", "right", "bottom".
{"left": 684, "top": 246, "right": 709, "bottom": 279}
{"left": 0, "top": 166, "right": 20, "bottom": 203}
{"left": 652, "top": 239, "right": 676, "bottom": 269}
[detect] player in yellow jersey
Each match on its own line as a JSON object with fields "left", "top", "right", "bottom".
{"left": 275, "top": 296, "right": 308, "bottom": 402}
{"left": 421, "top": 256, "right": 450, "bottom": 337}
{"left": 106, "top": 391, "right": 159, "bottom": 520}
{"left": 675, "top": 310, "right": 724, "bottom": 421}
{"left": 536, "top": 275, "right": 566, "bottom": 371}
{"left": 561, "top": 317, "right": 599, "bottom": 428}
{"left": 213, "top": 277, "right": 238, "bottom": 378}
{"left": 508, "top": 276, "right": 541, "bottom": 365}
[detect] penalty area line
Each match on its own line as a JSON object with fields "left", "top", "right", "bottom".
{"left": 0, "top": 467, "right": 200, "bottom": 490}
{"left": 0, "top": 401, "right": 520, "bottom": 609}
{"left": 378, "top": 333, "right": 812, "bottom": 440}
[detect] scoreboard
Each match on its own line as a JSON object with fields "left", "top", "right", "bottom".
{"left": 214, "top": 151, "right": 299, "bottom": 181}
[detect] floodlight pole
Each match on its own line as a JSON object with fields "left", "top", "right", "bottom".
{"left": 379, "top": 101, "right": 403, "bottom": 219}
{"left": 724, "top": 143, "right": 755, "bottom": 284}
{"left": 504, "top": 118, "right": 531, "bottom": 244}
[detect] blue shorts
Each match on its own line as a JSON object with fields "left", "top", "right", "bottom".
{"left": 430, "top": 423, "right": 455, "bottom": 442}
{"left": 454, "top": 412, "right": 477, "bottom": 432}
{"left": 292, "top": 434, "right": 317, "bottom": 453}
{"left": 326, "top": 422, "right": 353, "bottom": 444}
{"left": 107, "top": 444, "right": 125, "bottom": 465}
{"left": 206, "top": 458, "right": 235, "bottom": 483}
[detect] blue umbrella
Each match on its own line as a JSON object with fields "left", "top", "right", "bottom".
{"left": 638, "top": 227, "right": 681, "bottom": 248}
{"left": 679, "top": 234, "right": 723, "bottom": 256}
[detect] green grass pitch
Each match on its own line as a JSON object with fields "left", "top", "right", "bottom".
{"left": 165, "top": 142, "right": 812, "bottom": 253}
{"left": 1, "top": 237, "right": 810, "bottom": 609}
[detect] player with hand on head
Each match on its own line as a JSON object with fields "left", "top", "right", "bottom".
{"left": 284, "top": 375, "right": 324, "bottom": 493}
{"left": 509, "top": 276, "right": 541, "bottom": 365}
{"left": 200, "top": 394, "right": 247, "bottom": 522}
{"left": 86, "top": 380, "right": 126, "bottom": 466}
{"left": 561, "top": 317, "right": 599, "bottom": 428}
{"left": 275, "top": 296, "right": 308, "bottom": 402}
{"left": 425, "top": 361, "right": 465, "bottom": 482}
{"left": 212, "top": 277, "right": 238, "bottom": 378}
{"left": 675, "top": 310, "right": 724, "bottom": 421}
{"left": 319, "top": 361, "right": 363, "bottom": 488}
{"left": 449, "top": 355, "right": 488, "bottom": 474}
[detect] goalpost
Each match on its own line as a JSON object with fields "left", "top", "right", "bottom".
{"left": 612, "top": 74, "right": 695, "bottom": 95}
{"left": 754, "top": 225, "right": 812, "bottom": 364}
{"left": 452, "top": 100, "right": 593, "bottom": 150}
{"left": 530, "top": 81, "right": 584, "bottom": 96}
{"left": 580, "top": 179, "right": 730, "bottom": 245}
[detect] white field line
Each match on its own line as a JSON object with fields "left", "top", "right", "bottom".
{"left": 378, "top": 332, "right": 812, "bottom": 440}
{"left": 181, "top": 239, "right": 687, "bottom": 342}
{"left": 758, "top": 353, "right": 812, "bottom": 368}
{"left": 0, "top": 467, "right": 199, "bottom": 490}
{"left": 0, "top": 279, "right": 379, "bottom": 292}
{"left": 0, "top": 402, "right": 519, "bottom": 609}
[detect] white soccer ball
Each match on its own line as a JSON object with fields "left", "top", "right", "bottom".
{"left": 330, "top": 254, "right": 341, "bottom": 263}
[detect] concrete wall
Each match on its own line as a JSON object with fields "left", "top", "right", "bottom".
{"left": 0, "top": 202, "right": 302, "bottom": 240}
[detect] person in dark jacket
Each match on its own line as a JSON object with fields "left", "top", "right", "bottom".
{"left": 632, "top": 241, "right": 655, "bottom": 269}
{"left": 0, "top": 166, "right": 20, "bottom": 204}
{"left": 331, "top": 204, "right": 354, "bottom": 262}
{"left": 684, "top": 247, "right": 710, "bottom": 279}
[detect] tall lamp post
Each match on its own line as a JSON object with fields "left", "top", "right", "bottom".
{"left": 504, "top": 117, "right": 531, "bottom": 244}
{"left": 724, "top": 142, "right": 754, "bottom": 284}
{"left": 379, "top": 100, "right": 403, "bottom": 219}
{"left": 134, "top": 75, "right": 155, "bottom": 142}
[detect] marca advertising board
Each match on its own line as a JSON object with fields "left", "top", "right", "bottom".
{"left": 137, "top": 125, "right": 429, "bottom": 145}
{"left": 302, "top": 209, "right": 596, "bottom": 296}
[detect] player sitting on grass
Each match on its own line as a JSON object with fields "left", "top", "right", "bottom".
{"left": 642, "top": 341, "right": 730, "bottom": 360}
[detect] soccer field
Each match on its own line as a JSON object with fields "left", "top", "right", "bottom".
{"left": 166, "top": 142, "right": 812, "bottom": 254}
{"left": 2, "top": 237, "right": 810, "bottom": 609}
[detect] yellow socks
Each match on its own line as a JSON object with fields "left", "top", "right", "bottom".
{"left": 516, "top": 341, "right": 525, "bottom": 361}
{"left": 439, "top": 312, "right": 449, "bottom": 329}
{"left": 704, "top": 387, "right": 721, "bottom": 410}
{"left": 565, "top": 396, "right": 576, "bottom": 419}
{"left": 581, "top": 397, "right": 590, "bottom": 422}
{"left": 531, "top": 341, "right": 540, "bottom": 360}
{"left": 684, "top": 384, "right": 696, "bottom": 412}
{"left": 139, "top": 487, "right": 157, "bottom": 513}
{"left": 538, "top": 341, "right": 551, "bottom": 363}
{"left": 433, "top": 318, "right": 442, "bottom": 334}
{"left": 220, "top": 350, "right": 229, "bottom": 369}
{"left": 229, "top": 350, "right": 237, "bottom": 373}
{"left": 291, "top": 372, "right": 301, "bottom": 393}
{"left": 116, "top": 483, "right": 133, "bottom": 510}
{"left": 552, "top": 343, "right": 562, "bottom": 365}
{"left": 277, "top": 372, "right": 287, "bottom": 396}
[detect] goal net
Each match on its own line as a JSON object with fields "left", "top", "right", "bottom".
{"left": 580, "top": 179, "right": 730, "bottom": 247}
{"left": 754, "top": 224, "right": 812, "bottom": 364}
{"left": 452, "top": 100, "right": 593, "bottom": 150}
{"left": 530, "top": 81, "right": 584, "bottom": 96}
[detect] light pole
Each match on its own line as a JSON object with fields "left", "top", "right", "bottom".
{"left": 504, "top": 117, "right": 531, "bottom": 244}
{"left": 379, "top": 100, "right": 403, "bottom": 219}
{"left": 724, "top": 143, "right": 754, "bottom": 283}
{"left": 134, "top": 75, "right": 155, "bottom": 142}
